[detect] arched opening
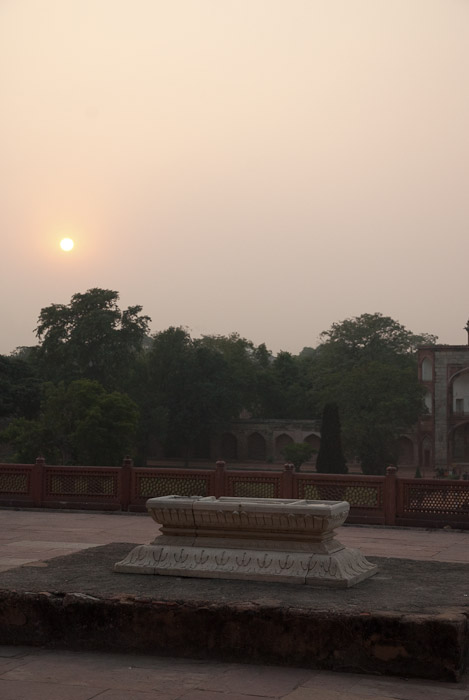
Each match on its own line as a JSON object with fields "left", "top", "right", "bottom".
{"left": 247, "top": 432, "right": 267, "bottom": 461}
{"left": 397, "top": 436, "right": 414, "bottom": 466}
{"left": 275, "top": 433, "right": 293, "bottom": 460}
{"left": 304, "top": 434, "right": 321, "bottom": 451}
{"left": 221, "top": 433, "right": 238, "bottom": 460}
{"left": 451, "top": 423, "right": 469, "bottom": 462}
{"left": 304, "top": 434, "right": 320, "bottom": 463}
{"left": 452, "top": 371, "right": 469, "bottom": 415}
{"left": 421, "top": 357, "right": 432, "bottom": 381}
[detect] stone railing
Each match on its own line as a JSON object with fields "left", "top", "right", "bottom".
{"left": 0, "top": 459, "right": 468, "bottom": 529}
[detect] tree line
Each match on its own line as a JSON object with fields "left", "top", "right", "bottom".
{"left": 0, "top": 288, "right": 436, "bottom": 473}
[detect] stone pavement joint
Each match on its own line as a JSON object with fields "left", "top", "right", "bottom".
{"left": 0, "top": 646, "right": 468, "bottom": 700}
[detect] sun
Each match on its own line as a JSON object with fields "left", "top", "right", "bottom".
{"left": 60, "top": 238, "right": 74, "bottom": 252}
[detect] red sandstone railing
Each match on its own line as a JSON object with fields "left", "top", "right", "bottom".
{"left": 0, "top": 459, "right": 468, "bottom": 529}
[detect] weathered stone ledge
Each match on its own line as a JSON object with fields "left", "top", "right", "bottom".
{"left": 0, "top": 543, "right": 468, "bottom": 682}
{"left": 0, "top": 588, "right": 467, "bottom": 681}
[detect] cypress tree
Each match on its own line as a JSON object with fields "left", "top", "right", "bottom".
{"left": 316, "top": 402, "right": 348, "bottom": 474}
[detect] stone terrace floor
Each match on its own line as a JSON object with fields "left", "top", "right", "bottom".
{"left": 1, "top": 508, "right": 469, "bottom": 699}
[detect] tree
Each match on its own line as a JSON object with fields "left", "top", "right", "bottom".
{"left": 311, "top": 313, "right": 434, "bottom": 475}
{"left": 72, "top": 388, "right": 140, "bottom": 466}
{"left": 35, "top": 289, "right": 151, "bottom": 390}
{"left": 298, "top": 346, "right": 316, "bottom": 360}
{"left": 1, "top": 380, "right": 139, "bottom": 465}
{"left": 198, "top": 333, "right": 259, "bottom": 416}
{"left": 258, "top": 352, "right": 305, "bottom": 418}
{"left": 0, "top": 355, "right": 41, "bottom": 420}
{"left": 147, "top": 328, "right": 240, "bottom": 464}
{"left": 246, "top": 349, "right": 316, "bottom": 420}
{"left": 320, "top": 313, "right": 436, "bottom": 357}
{"left": 315, "top": 403, "right": 347, "bottom": 474}
{"left": 197, "top": 336, "right": 317, "bottom": 420}
{"left": 282, "top": 442, "right": 314, "bottom": 471}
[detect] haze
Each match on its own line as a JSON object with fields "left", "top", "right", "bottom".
{"left": 1, "top": 0, "right": 468, "bottom": 355}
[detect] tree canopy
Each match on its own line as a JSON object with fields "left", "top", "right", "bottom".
{"left": 146, "top": 328, "right": 243, "bottom": 464}
{"left": 0, "top": 355, "right": 41, "bottom": 420}
{"left": 1, "top": 379, "right": 139, "bottom": 465}
{"left": 311, "top": 313, "right": 433, "bottom": 474}
{"left": 35, "top": 288, "right": 151, "bottom": 389}
{"left": 1, "top": 294, "right": 435, "bottom": 472}
{"left": 320, "top": 313, "right": 436, "bottom": 358}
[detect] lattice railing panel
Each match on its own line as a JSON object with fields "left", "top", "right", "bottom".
{"left": 137, "top": 475, "right": 209, "bottom": 498}
{"left": 227, "top": 477, "right": 279, "bottom": 499}
{"left": 300, "top": 484, "right": 320, "bottom": 500}
{"left": 46, "top": 472, "right": 118, "bottom": 498}
{"left": 403, "top": 483, "right": 469, "bottom": 516}
{"left": 0, "top": 470, "right": 30, "bottom": 495}
{"left": 297, "top": 480, "right": 382, "bottom": 509}
{"left": 344, "top": 485, "right": 381, "bottom": 508}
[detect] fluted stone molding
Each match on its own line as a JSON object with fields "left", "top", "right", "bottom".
{"left": 115, "top": 496, "right": 378, "bottom": 587}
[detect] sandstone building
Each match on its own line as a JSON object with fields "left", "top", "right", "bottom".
{"left": 211, "top": 419, "right": 321, "bottom": 464}
{"left": 417, "top": 342, "right": 469, "bottom": 472}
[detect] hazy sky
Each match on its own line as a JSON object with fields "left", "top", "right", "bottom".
{"left": 1, "top": 0, "right": 468, "bottom": 355}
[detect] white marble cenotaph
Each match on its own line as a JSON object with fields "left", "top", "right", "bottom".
{"left": 115, "top": 496, "right": 377, "bottom": 587}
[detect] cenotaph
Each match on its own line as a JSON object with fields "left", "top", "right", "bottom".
{"left": 115, "top": 496, "right": 377, "bottom": 587}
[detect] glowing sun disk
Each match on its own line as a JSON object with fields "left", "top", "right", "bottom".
{"left": 60, "top": 238, "right": 74, "bottom": 252}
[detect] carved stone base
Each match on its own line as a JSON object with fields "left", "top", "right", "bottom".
{"left": 115, "top": 496, "right": 377, "bottom": 587}
{"left": 115, "top": 541, "right": 377, "bottom": 587}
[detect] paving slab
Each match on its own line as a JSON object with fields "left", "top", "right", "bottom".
{"left": 0, "top": 543, "right": 468, "bottom": 682}
{"left": 2, "top": 509, "right": 469, "bottom": 569}
{"left": 0, "top": 646, "right": 468, "bottom": 700}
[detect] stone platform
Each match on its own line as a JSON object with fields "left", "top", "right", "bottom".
{"left": 0, "top": 542, "right": 468, "bottom": 682}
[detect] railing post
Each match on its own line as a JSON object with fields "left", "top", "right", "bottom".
{"left": 282, "top": 463, "right": 294, "bottom": 499}
{"left": 32, "top": 456, "right": 45, "bottom": 507}
{"left": 384, "top": 465, "right": 397, "bottom": 526}
{"left": 214, "top": 460, "right": 225, "bottom": 498}
{"left": 121, "top": 456, "right": 133, "bottom": 511}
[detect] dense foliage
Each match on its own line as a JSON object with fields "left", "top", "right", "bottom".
{"left": 0, "top": 292, "right": 434, "bottom": 471}
{"left": 35, "top": 288, "right": 150, "bottom": 390}
{"left": 315, "top": 403, "right": 347, "bottom": 474}
{"left": 310, "top": 314, "right": 436, "bottom": 474}
{"left": 282, "top": 442, "right": 315, "bottom": 471}
{"left": 146, "top": 328, "right": 242, "bottom": 465}
{"left": 2, "top": 379, "right": 139, "bottom": 465}
{"left": 0, "top": 355, "right": 41, "bottom": 420}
